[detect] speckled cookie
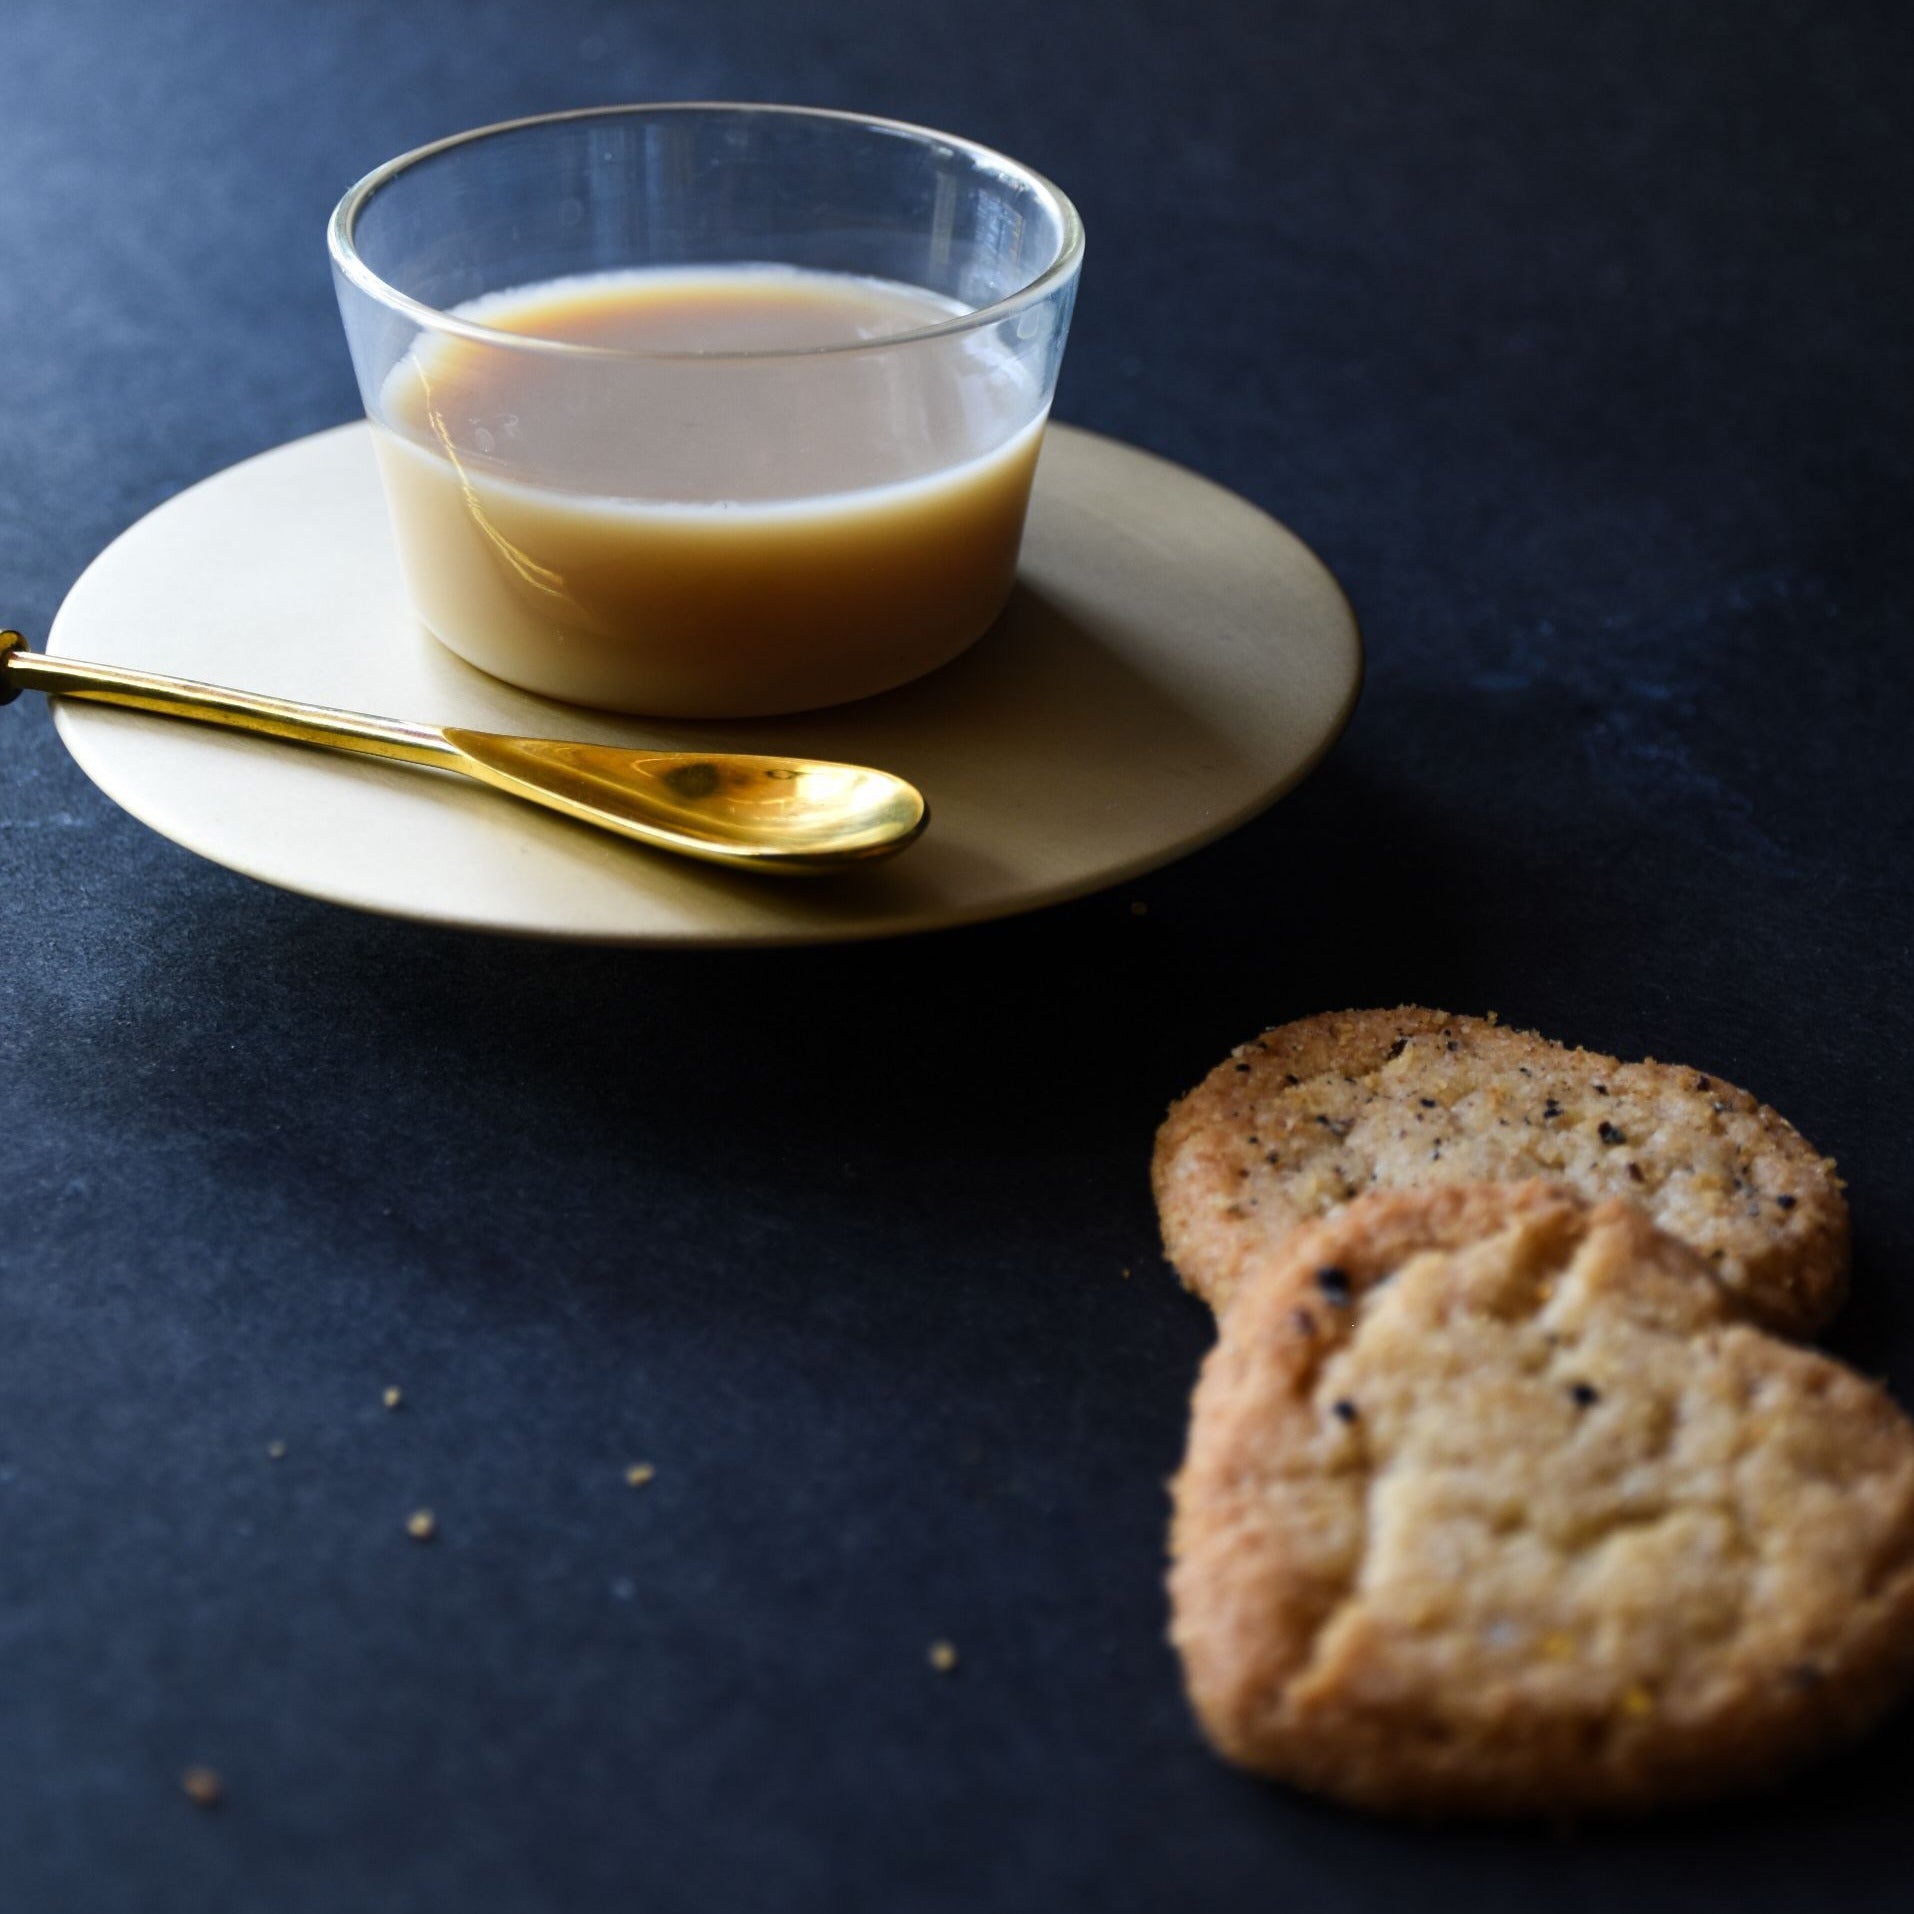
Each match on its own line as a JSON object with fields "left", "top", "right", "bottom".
{"left": 1168, "top": 1183, "right": 1914, "bottom": 1817}
{"left": 1153, "top": 1008, "right": 1847, "bottom": 1334}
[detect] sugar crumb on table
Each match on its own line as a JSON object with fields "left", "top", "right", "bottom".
{"left": 180, "top": 1766, "right": 224, "bottom": 1809}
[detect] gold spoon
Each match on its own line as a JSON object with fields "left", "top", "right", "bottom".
{"left": 0, "top": 632, "right": 927, "bottom": 875}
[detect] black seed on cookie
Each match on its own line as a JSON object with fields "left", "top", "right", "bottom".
{"left": 1543, "top": 1099, "right": 1562, "bottom": 1120}
{"left": 1234, "top": 1062, "right": 1251, "bottom": 1074}
{"left": 1694, "top": 1076, "right": 1713, "bottom": 1092}
{"left": 1265, "top": 1151, "right": 1281, "bottom": 1166}
{"left": 1778, "top": 1194, "right": 1797, "bottom": 1211}
{"left": 1569, "top": 1382, "right": 1601, "bottom": 1408}
{"left": 1284, "top": 1073, "right": 1300, "bottom": 1086}
{"left": 1594, "top": 1084, "right": 1609, "bottom": 1095}
{"left": 1599, "top": 1121, "right": 1626, "bottom": 1146}
{"left": 1418, "top": 1098, "right": 1438, "bottom": 1109}
{"left": 1331, "top": 1398, "right": 1360, "bottom": 1423}
{"left": 1627, "top": 1162, "right": 1645, "bottom": 1184}
{"left": 1387, "top": 1037, "right": 1409, "bottom": 1060}
{"left": 1316, "top": 1267, "right": 1353, "bottom": 1307}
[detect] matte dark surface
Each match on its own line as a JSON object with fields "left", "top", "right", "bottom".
{"left": 2, "top": 2, "right": 1911, "bottom": 1908}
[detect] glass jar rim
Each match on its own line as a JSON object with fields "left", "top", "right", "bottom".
{"left": 327, "top": 101, "right": 1085, "bottom": 364}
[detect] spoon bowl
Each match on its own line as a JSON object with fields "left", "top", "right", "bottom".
{"left": 442, "top": 730, "right": 927, "bottom": 872}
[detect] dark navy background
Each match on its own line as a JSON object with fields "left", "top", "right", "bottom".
{"left": 3, "top": 2, "right": 1911, "bottom": 1908}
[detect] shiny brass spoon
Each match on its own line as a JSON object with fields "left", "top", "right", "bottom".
{"left": 0, "top": 633, "right": 927, "bottom": 875}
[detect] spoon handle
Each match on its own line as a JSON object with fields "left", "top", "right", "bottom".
{"left": 0, "top": 631, "right": 459, "bottom": 768}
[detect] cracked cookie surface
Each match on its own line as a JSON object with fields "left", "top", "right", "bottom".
{"left": 1167, "top": 1183, "right": 1914, "bottom": 1815}
{"left": 1153, "top": 1008, "right": 1847, "bottom": 1334}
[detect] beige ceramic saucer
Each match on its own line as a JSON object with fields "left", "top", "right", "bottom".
{"left": 47, "top": 422, "right": 1362, "bottom": 945}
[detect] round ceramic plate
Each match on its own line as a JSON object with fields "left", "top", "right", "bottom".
{"left": 47, "top": 422, "right": 1362, "bottom": 945}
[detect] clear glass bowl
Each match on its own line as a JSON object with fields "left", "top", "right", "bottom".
{"left": 329, "top": 104, "right": 1083, "bottom": 717}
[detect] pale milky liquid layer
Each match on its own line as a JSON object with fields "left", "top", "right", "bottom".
{"left": 370, "top": 266, "right": 1047, "bottom": 716}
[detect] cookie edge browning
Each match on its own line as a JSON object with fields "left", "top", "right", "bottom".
{"left": 1167, "top": 1183, "right": 1914, "bottom": 1817}
{"left": 1151, "top": 1007, "right": 1849, "bottom": 1334}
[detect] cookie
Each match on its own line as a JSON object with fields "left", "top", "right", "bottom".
{"left": 1153, "top": 1008, "right": 1847, "bottom": 1334}
{"left": 1167, "top": 1183, "right": 1914, "bottom": 1816}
